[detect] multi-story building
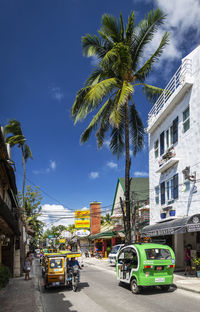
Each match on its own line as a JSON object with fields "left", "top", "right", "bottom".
{"left": 142, "top": 46, "right": 200, "bottom": 269}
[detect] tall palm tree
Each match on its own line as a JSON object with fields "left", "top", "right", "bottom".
{"left": 72, "top": 9, "right": 169, "bottom": 243}
{"left": 4, "top": 119, "right": 33, "bottom": 212}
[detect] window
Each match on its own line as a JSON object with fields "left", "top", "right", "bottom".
{"left": 145, "top": 248, "right": 172, "bottom": 260}
{"left": 183, "top": 106, "right": 190, "bottom": 133}
{"left": 166, "top": 129, "right": 169, "bottom": 149}
{"left": 155, "top": 186, "right": 159, "bottom": 205}
{"left": 172, "top": 117, "right": 178, "bottom": 144}
{"left": 167, "top": 178, "right": 174, "bottom": 202}
{"left": 154, "top": 140, "right": 159, "bottom": 158}
{"left": 160, "top": 182, "right": 165, "bottom": 205}
{"left": 160, "top": 132, "right": 165, "bottom": 155}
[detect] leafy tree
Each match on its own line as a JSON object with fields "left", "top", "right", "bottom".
{"left": 72, "top": 9, "right": 169, "bottom": 243}
{"left": 4, "top": 120, "right": 33, "bottom": 210}
{"left": 101, "top": 213, "right": 112, "bottom": 225}
{"left": 18, "top": 186, "right": 44, "bottom": 249}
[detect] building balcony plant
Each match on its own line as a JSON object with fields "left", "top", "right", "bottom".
{"left": 158, "top": 147, "right": 176, "bottom": 167}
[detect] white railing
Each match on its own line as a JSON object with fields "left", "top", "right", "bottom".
{"left": 148, "top": 59, "right": 192, "bottom": 125}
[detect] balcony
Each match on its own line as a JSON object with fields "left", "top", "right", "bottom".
{"left": 148, "top": 59, "right": 193, "bottom": 133}
{"left": 156, "top": 148, "right": 179, "bottom": 173}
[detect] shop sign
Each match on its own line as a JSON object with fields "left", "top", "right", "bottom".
{"left": 75, "top": 229, "right": 90, "bottom": 237}
{"left": 75, "top": 210, "right": 90, "bottom": 219}
{"left": 187, "top": 215, "right": 200, "bottom": 232}
{"left": 59, "top": 238, "right": 66, "bottom": 243}
{"left": 75, "top": 220, "right": 90, "bottom": 229}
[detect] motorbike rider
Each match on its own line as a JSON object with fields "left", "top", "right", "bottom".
{"left": 69, "top": 257, "right": 82, "bottom": 282}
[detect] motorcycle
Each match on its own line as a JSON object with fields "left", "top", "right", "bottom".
{"left": 68, "top": 265, "right": 79, "bottom": 292}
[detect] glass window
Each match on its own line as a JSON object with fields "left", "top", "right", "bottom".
{"left": 173, "top": 174, "right": 179, "bottom": 199}
{"left": 183, "top": 106, "right": 190, "bottom": 133}
{"left": 155, "top": 186, "right": 159, "bottom": 205}
{"left": 160, "top": 182, "right": 165, "bottom": 205}
{"left": 172, "top": 117, "right": 178, "bottom": 144}
{"left": 145, "top": 248, "right": 172, "bottom": 260}
{"left": 160, "top": 132, "right": 165, "bottom": 155}
{"left": 167, "top": 178, "right": 174, "bottom": 202}
{"left": 154, "top": 140, "right": 159, "bottom": 158}
{"left": 50, "top": 259, "right": 63, "bottom": 269}
{"left": 166, "top": 129, "right": 169, "bottom": 149}
{"left": 111, "top": 245, "right": 121, "bottom": 254}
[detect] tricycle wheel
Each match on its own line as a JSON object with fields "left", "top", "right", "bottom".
{"left": 130, "top": 278, "right": 141, "bottom": 294}
{"left": 160, "top": 285, "right": 170, "bottom": 291}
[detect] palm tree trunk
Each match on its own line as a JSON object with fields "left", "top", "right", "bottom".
{"left": 124, "top": 98, "right": 131, "bottom": 244}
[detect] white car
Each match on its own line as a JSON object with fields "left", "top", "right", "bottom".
{"left": 108, "top": 244, "right": 124, "bottom": 264}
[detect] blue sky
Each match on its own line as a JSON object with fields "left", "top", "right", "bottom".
{"left": 1, "top": 0, "right": 200, "bottom": 227}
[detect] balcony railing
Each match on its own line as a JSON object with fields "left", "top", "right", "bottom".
{"left": 148, "top": 59, "right": 192, "bottom": 127}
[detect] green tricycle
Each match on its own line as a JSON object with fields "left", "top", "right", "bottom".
{"left": 116, "top": 243, "right": 175, "bottom": 294}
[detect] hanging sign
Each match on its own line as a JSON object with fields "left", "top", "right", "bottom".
{"left": 75, "top": 210, "right": 90, "bottom": 219}
{"left": 75, "top": 229, "right": 90, "bottom": 237}
{"left": 75, "top": 220, "right": 90, "bottom": 229}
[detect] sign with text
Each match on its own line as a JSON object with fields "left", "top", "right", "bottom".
{"left": 75, "top": 210, "right": 90, "bottom": 219}
{"left": 75, "top": 220, "right": 90, "bottom": 229}
{"left": 59, "top": 238, "right": 66, "bottom": 243}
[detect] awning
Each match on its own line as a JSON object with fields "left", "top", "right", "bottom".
{"left": 141, "top": 214, "right": 200, "bottom": 237}
{"left": 89, "top": 231, "right": 115, "bottom": 240}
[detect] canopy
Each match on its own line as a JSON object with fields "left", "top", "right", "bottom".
{"left": 141, "top": 214, "right": 200, "bottom": 237}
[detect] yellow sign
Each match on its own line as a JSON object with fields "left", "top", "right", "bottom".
{"left": 75, "top": 210, "right": 90, "bottom": 219}
{"left": 75, "top": 220, "right": 90, "bottom": 229}
{"left": 59, "top": 239, "right": 66, "bottom": 243}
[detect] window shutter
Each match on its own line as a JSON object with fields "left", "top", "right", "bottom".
{"left": 173, "top": 117, "right": 178, "bottom": 144}
{"left": 160, "top": 132, "right": 165, "bottom": 155}
{"left": 173, "top": 174, "right": 179, "bottom": 199}
{"left": 160, "top": 182, "right": 165, "bottom": 205}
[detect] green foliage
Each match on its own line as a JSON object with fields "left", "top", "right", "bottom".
{"left": 43, "top": 224, "right": 74, "bottom": 240}
{"left": 193, "top": 257, "right": 200, "bottom": 268}
{"left": 0, "top": 265, "right": 11, "bottom": 289}
{"left": 106, "top": 246, "right": 111, "bottom": 253}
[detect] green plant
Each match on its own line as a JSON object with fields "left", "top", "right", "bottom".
{"left": 0, "top": 265, "right": 11, "bottom": 289}
{"left": 193, "top": 257, "right": 200, "bottom": 269}
{"left": 106, "top": 246, "right": 111, "bottom": 255}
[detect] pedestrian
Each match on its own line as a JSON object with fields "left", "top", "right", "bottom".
{"left": 24, "top": 252, "right": 32, "bottom": 280}
{"left": 184, "top": 244, "right": 192, "bottom": 276}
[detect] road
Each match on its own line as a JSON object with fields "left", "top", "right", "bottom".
{"left": 34, "top": 259, "right": 200, "bottom": 312}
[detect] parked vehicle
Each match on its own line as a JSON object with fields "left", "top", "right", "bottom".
{"left": 34, "top": 249, "right": 40, "bottom": 258}
{"left": 108, "top": 244, "right": 124, "bottom": 264}
{"left": 43, "top": 251, "right": 81, "bottom": 290}
{"left": 116, "top": 243, "right": 175, "bottom": 294}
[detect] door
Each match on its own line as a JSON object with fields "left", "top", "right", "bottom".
{"left": 118, "top": 247, "right": 138, "bottom": 283}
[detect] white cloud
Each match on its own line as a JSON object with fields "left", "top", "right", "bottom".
{"left": 33, "top": 160, "right": 57, "bottom": 175}
{"left": 50, "top": 86, "right": 64, "bottom": 101}
{"left": 107, "top": 161, "right": 118, "bottom": 169}
{"left": 103, "top": 140, "right": 110, "bottom": 149}
{"left": 89, "top": 171, "right": 99, "bottom": 179}
{"left": 39, "top": 204, "right": 75, "bottom": 229}
{"left": 90, "top": 55, "right": 99, "bottom": 66}
{"left": 134, "top": 171, "right": 149, "bottom": 177}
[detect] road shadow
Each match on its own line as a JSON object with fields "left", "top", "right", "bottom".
{"left": 119, "top": 281, "right": 177, "bottom": 296}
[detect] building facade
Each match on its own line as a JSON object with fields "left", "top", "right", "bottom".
{"left": 142, "top": 46, "right": 200, "bottom": 269}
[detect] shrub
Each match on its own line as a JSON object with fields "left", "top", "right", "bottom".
{"left": 0, "top": 265, "right": 11, "bottom": 289}
{"left": 106, "top": 246, "right": 111, "bottom": 255}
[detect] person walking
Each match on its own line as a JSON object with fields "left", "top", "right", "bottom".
{"left": 184, "top": 244, "right": 192, "bottom": 276}
{"left": 24, "top": 252, "right": 32, "bottom": 280}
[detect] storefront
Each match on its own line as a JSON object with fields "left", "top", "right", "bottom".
{"left": 141, "top": 214, "right": 200, "bottom": 269}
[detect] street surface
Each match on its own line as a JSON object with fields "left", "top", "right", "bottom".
{"left": 35, "top": 259, "right": 200, "bottom": 312}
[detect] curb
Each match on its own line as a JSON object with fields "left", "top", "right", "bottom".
{"left": 85, "top": 260, "right": 200, "bottom": 295}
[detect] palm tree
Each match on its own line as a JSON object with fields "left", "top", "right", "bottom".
{"left": 72, "top": 9, "right": 169, "bottom": 243}
{"left": 4, "top": 119, "right": 33, "bottom": 211}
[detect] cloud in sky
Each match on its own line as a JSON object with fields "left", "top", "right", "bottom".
{"left": 107, "top": 161, "right": 118, "bottom": 169}
{"left": 103, "top": 139, "right": 110, "bottom": 149}
{"left": 33, "top": 160, "right": 57, "bottom": 175}
{"left": 50, "top": 86, "right": 64, "bottom": 101}
{"left": 134, "top": 171, "right": 149, "bottom": 177}
{"left": 89, "top": 171, "right": 99, "bottom": 179}
{"left": 39, "top": 204, "right": 75, "bottom": 229}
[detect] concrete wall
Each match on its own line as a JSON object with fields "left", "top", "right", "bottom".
{"left": 148, "top": 46, "right": 200, "bottom": 225}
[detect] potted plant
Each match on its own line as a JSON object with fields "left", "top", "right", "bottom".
{"left": 160, "top": 212, "right": 166, "bottom": 219}
{"left": 106, "top": 246, "right": 111, "bottom": 256}
{"left": 169, "top": 210, "right": 176, "bottom": 217}
{"left": 193, "top": 257, "right": 200, "bottom": 277}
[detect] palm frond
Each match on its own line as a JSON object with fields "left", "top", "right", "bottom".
{"left": 110, "top": 122, "right": 125, "bottom": 158}
{"left": 82, "top": 34, "right": 105, "bottom": 58}
{"left": 120, "top": 13, "right": 124, "bottom": 41}
{"left": 135, "top": 32, "right": 169, "bottom": 82}
{"left": 131, "top": 9, "right": 166, "bottom": 70}
{"left": 24, "top": 143, "right": 33, "bottom": 161}
{"left": 142, "top": 84, "right": 163, "bottom": 104}
{"left": 129, "top": 99, "right": 144, "bottom": 155}
{"left": 4, "top": 119, "right": 23, "bottom": 136}
{"left": 71, "top": 86, "right": 91, "bottom": 121}
{"left": 125, "top": 11, "right": 135, "bottom": 45}
{"left": 117, "top": 81, "right": 133, "bottom": 110}
{"left": 6, "top": 135, "right": 26, "bottom": 146}
{"left": 80, "top": 98, "right": 113, "bottom": 143}
{"left": 101, "top": 14, "right": 121, "bottom": 43}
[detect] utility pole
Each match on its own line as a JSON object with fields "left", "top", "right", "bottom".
{"left": 131, "top": 192, "right": 136, "bottom": 243}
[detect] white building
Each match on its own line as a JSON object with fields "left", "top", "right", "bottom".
{"left": 142, "top": 46, "right": 200, "bottom": 269}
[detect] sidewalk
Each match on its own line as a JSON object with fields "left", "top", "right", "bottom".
{"left": 84, "top": 257, "right": 200, "bottom": 294}
{"left": 0, "top": 260, "right": 42, "bottom": 312}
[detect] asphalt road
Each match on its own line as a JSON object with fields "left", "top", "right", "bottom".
{"left": 35, "top": 259, "right": 200, "bottom": 312}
